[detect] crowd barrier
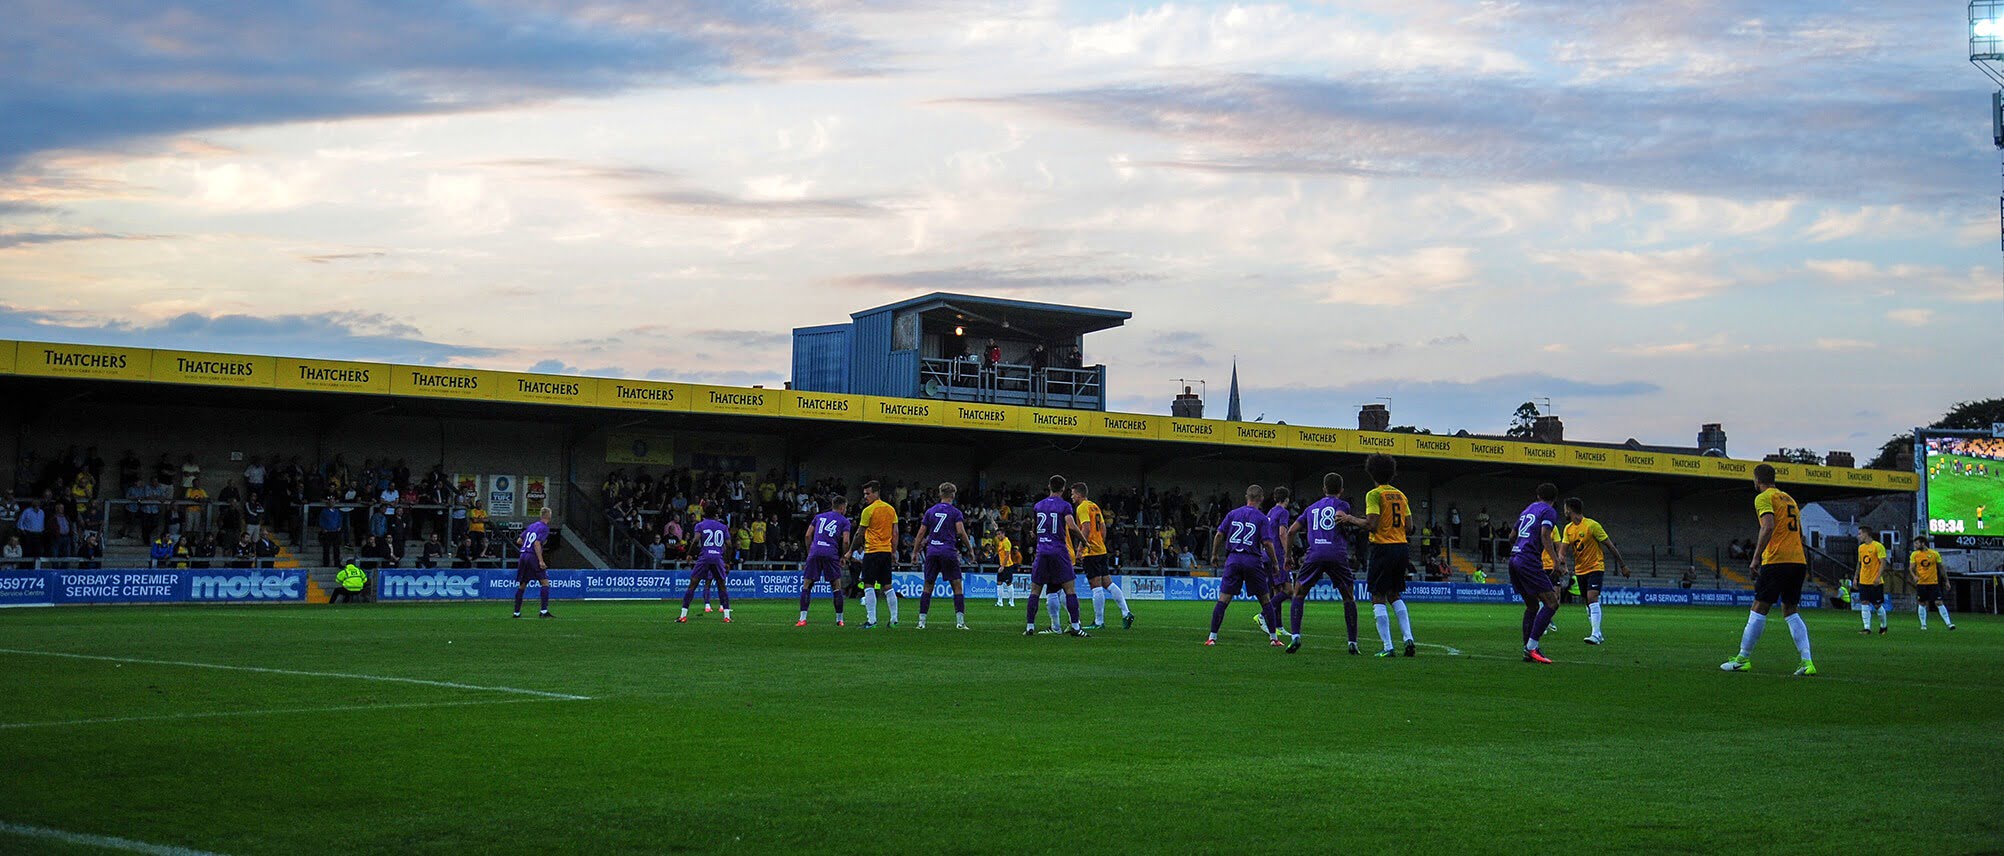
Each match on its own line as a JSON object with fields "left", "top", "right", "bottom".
{"left": 0, "top": 568, "right": 1814, "bottom": 610}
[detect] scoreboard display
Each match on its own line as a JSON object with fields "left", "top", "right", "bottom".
{"left": 1920, "top": 431, "right": 2004, "bottom": 548}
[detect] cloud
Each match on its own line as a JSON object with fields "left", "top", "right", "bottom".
{"left": 1308, "top": 247, "right": 1477, "bottom": 306}
{"left": 1812, "top": 338, "right": 1875, "bottom": 352}
{"left": 0, "top": 229, "right": 163, "bottom": 250}
{"left": 623, "top": 188, "right": 892, "bottom": 219}
{"left": 1887, "top": 308, "right": 1933, "bottom": 327}
{"left": 0, "top": 304, "right": 498, "bottom": 364}
{"left": 1536, "top": 245, "right": 1733, "bottom": 304}
{"left": 954, "top": 66, "right": 1974, "bottom": 203}
{"left": 1803, "top": 259, "right": 1997, "bottom": 302}
{"left": 829, "top": 263, "right": 1160, "bottom": 291}
{"left": 527, "top": 359, "right": 628, "bottom": 377}
{"left": 0, "top": 1, "right": 862, "bottom": 169}
{"left": 643, "top": 366, "right": 785, "bottom": 386}
{"left": 1227, "top": 372, "right": 1661, "bottom": 436}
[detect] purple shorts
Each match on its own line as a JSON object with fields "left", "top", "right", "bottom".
{"left": 1295, "top": 557, "right": 1354, "bottom": 591}
{"left": 1508, "top": 556, "right": 1554, "bottom": 599}
{"left": 1220, "top": 556, "right": 1272, "bottom": 599}
{"left": 803, "top": 555, "right": 843, "bottom": 585}
{"left": 923, "top": 553, "right": 962, "bottom": 582}
{"left": 515, "top": 562, "right": 548, "bottom": 585}
{"left": 691, "top": 558, "right": 729, "bottom": 584}
{"left": 1031, "top": 552, "right": 1075, "bottom": 588}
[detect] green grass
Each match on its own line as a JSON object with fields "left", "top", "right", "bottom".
{"left": 1924, "top": 452, "right": 2001, "bottom": 536}
{"left": 1, "top": 600, "right": 2000, "bottom": 855}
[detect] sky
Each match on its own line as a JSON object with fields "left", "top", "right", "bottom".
{"left": 0, "top": 0, "right": 1997, "bottom": 460}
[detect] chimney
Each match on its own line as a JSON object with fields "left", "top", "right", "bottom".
{"left": 1171, "top": 386, "right": 1204, "bottom": 419}
{"left": 1826, "top": 450, "right": 1855, "bottom": 469}
{"left": 1697, "top": 423, "right": 1728, "bottom": 457}
{"left": 1532, "top": 415, "right": 1564, "bottom": 444}
{"left": 1359, "top": 403, "right": 1390, "bottom": 432}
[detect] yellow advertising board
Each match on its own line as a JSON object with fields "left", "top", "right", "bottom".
{"left": 1612, "top": 449, "right": 1671, "bottom": 474}
{"left": 494, "top": 371, "right": 596, "bottom": 407}
{"left": 1089, "top": 411, "right": 1160, "bottom": 441}
{"left": 1161, "top": 417, "right": 1225, "bottom": 445}
{"left": 390, "top": 365, "right": 493, "bottom": 401}
{"left": 14, "top": 341, "right": 150, "bottom": 381}
{"left": 0, "top": 342, "right": 15, "bottom": 374}
{"left": 1406, "top": 434, "right": 1457, "bottom": 460}
{"left": 1664, "top": 454, "right": 1709, "bottom": 478}
{"left": 941, "top": 402, "right": 1020, "bottom": 432}
{"left": 780, "top": 390, "right": 863, "bottom": 421}
{"left": 1883, "top": 471, "right": 1919, "bottom": 491}
{"left": 275, "top": 357, "right": 390, "bottom": 394}
{"left": 149, "top": 349, "right": 275, "bottom": 389}
{"left": 863, "top": 396, "right": 943, "bottom": 426}
{"left": 1221, "top": 421, "right": 1285, "bottom": 448}
{"left": 1019, "top": 407, "right": 1091, "bottom": 435}
{"left": 1352, "top": 431, "right": 1407, "bottom": 456}
{"left": 1284, "top": 424, "right": 1354, "bottom": 454}
{"left": 596, "top": 378, "right": 688, "bottom": 412}
{"left": 1704, "top": 456, "right": 1756, "bottom": 482}
{"left": 1453, "top": 435, "right": 1522, "bottom": 464}
{"left": 687, "top": 384, "right": 780, "bottom": 416}
{"left": 1560, "top": 445, "right": 1622, "bottom": 471}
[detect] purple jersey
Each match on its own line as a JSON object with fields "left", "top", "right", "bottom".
{"left": 1032, "top": 496, "right": 1075, "bottom": 556}
{"left": 808, "top": 511, "right": 851, "bottom": 559}
{"left": 1217, "top": 505, "right": 1273, "bottom": 559}
{"left": 1300, "top": 497, "right": 1351, "bottom": 562}
{"left": 1511, "top": 501, "right": 1560, "bottom": 561}
{"left": 920, "top": 502, "right": 965, "bottom": 556}
{"left": 519, "top": 520, "right": 549, "bottom": 565}
{"left": 693, "top": 518, "right": 730, "bottom": 561}
{"left": 1267, "top": 505, "right": 1292, "bottom": 560}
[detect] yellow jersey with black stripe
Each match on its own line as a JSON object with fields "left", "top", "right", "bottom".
{"left": 1076, "top": 499, "right": 1108, "bottom": 557}
{"left": 1363, "top": 486, "right": 1409, "bottom": 545}
{"left": 1911, "top": 549, "right": 1942, "bottom": 585}
{"left": 859, "top": 500, "right": 897, "bottom": 554}
{"left": 1857, "top": 541, "right": 1887, "bottom": 586}
{"left": 1565, "top": 518, "right": 1609, "bottom": 573}
{"left": 1753, "top": 488, "right": 1806, "bottom": 565}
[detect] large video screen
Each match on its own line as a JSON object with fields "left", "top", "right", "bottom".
{"left": 1922, "top": 435, "right": 2004, "bottom": 546}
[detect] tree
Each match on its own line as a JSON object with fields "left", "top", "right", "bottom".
{"left": 1865, "top": 398, "right": 2004, "bottom": 469}
{"left": 1506, "top": 401, "right": 1540, "bottom": 439}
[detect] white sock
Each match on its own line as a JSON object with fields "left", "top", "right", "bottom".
{"left": 1092, "top": 587, "right": 1107, "bottom": 625}
{"left": 1373, "top": 603, "right": 1392, "bottom": 649}
{"left": 865, "top": 589, "right": 879, "bottom": 623}
{"left": 1527, "top": 635, "right": 1540, "bottom": 652}
{"left": 1108, "top": 583, "right": 1130, "bottom": 617}
{"left": 1785, "top": 613, "right": 1812, "bottom": 661}
{"left": 1861, "top": 606, "right": 1872, "bottom": 629}
{"left": 680, "top": 607, "right": 689, "bottom": 618}
{"left": 1739, "top": 611, "right": 1767, "bottom": 657}
{"left": 722, "top": 608, "right": 731, "bottom": 619}
{"left": 955, "top": 611, "right": 964, "bottom": 624}
{"left": 1937, "top": 604, "right": 1953, "bottom": 626}
{"left": 1393, "top": 600, "right": 1412, "bottom": 642}
{"left": 886, "top": 590, "right": 899, "bottom": 622}
{"left": 800, "top": 609, "right": 809, "bottom": 622}
{"left": 1589, "top": 602, "right": 1603, "bottom": 636}
{"left": 1047, "top": 593, "right": 1063, "bottom": 630}
{"left": 1918, "top": 605, "right": 1928, "bottom": 629}
{"left": 1878, "top": 604, "right": 1889, "bottom": 627}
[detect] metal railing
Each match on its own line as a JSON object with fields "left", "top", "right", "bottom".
{"left": 917, "top": 358, "right": 1104, "bottom": 408}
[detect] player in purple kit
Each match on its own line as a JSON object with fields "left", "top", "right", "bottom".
{"left": 1024, "top": 475, "right": 1090, "bottom": 638}
{"left": 1283, "top": 473, "right": 1362, "bottom": 654}
{"left": 1508, "top": 484, "right": 1565, "bottom": 663}
{"left": 1206, "top": 485, "right": 1283, "bottom": 647}
{"left": 914, "top": 483, "right": 973, "bottom": 630}
{"left": 1255, "top": 487, "right": 1293, "bottom": 641}
{"left": 796, "top": 495, "right": 852, "bottom": 627}
{"left": 677, "top": 504, "right": 733, "bottom": 624}
{"left": 512, "top": 507, "right": 555, "bottom": 619}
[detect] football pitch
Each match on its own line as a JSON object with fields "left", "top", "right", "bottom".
{"left": 1926, "top": 452, "right": 2001, "bottom": 536}
{"left": 1, "top": 601, "right": 1999, "bottom": 855}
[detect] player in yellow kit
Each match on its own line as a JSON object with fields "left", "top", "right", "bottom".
{"left": 1561, "top": 498, "right": 1629, "bottom": 645}
{"left": 1721, "top": 465, "right": 1817, "bottom": 676}
{"left": 1353, "top": 453, "right": 1417, "bottom": 658}
{"left": 1908, "top": 535, "right": 1957, "bottom": 631}
{"left": 1071, "top": 483, "right": 1133, "bottom": 630}
{"left": 856, "top": 481, "right": 900, "bottom": 628}
{"left": 1854, "top": 526, "right": 1890, "bottom": 634}
{"left": 993, "top": 530, "right": 1018, "bottom": 608}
